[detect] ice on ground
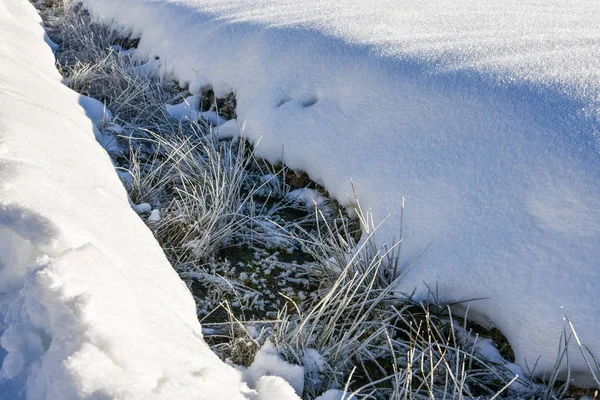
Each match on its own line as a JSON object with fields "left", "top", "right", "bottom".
{"left": 0, "top": 1, "right": 296, "bottom": 398}
{"left": 80, "top": 0, "right": 600, "bottom": 380}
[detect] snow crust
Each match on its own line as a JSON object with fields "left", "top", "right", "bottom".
{"left": 79, "top": 0, "right": 600, "bottom": 379}
{"left": 0, "top": 1, "right": 296, "bottom": 398}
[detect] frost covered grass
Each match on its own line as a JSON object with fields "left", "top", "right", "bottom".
{"left": 268, "top": 205, "right": 600, "bottom": 399}
{"left": 34, "top": 1, "right": 600, "bottom": 398}
{"left": 271, "top": 214, "right": 521, "bottom": 399}
{"left": 122, "top": 128, "right": 329, "bottom": 321}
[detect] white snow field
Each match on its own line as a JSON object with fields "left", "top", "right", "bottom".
{"left": 0, "top": 1, "right": 299, "bottom": 399}
{"left": 79, "top": 0, "right": 600, "bottom": 381}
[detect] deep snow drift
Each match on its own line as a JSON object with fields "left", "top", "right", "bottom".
{"left": 79, "top": 0, "right": 600, "bottom": 379}
{"left": 0, "top": 1, "right": 299, "bottom": 398}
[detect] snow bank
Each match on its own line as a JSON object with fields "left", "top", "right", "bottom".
{"left": 0, "top": 1, "right": 296, "bottom": 398}
{"left": 79, "top": 0, "right": 600, "bottom": 379}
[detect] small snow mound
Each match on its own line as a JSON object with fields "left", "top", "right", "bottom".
{"left": 165, "top": 95, "right": 227, "bottom": 127}
{"left": 315, "top": 389, "right": 356, "bottom": 400}
{"left": 165, "top": 95, "right": 201, "bottom": 121}
{"left": 244, "top": 340, "right": 304, "bottom": 397}
{"left": 474, "top": 337, "right": 505, "bottom": 365}
{"left": 132, "top": 202, "right": 152, "bottom": 214}
{"left": 214, "top": 119, "right": 240, "bottom": 139}
{"left": 286, "top": 188, "right": 327, "bottom": 209}
{"left": 78, "top": 95, "right": 111, "bottom": 124}
{"left": 147, "top": 209, "right": 161, "bottom": 223}
{"left": 255, "top": 376, "right": 300, "bottom": 400}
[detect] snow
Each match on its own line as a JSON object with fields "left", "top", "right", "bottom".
{"left": 315, "top": 390, "right": 355, "bottom": 400}
{"left": 286, "top": 189, "right": 328, "bottom": 209}
{"left": 78, "top": 95, "right": 119, "bottom": 152}
{"left": 214, "top": 119, "right": 241, "bottom": 139}
{"left": 244, "top": 341, "right": 304, "bottom": 397}
{"left": 148, "top": 209, "right": 161, "bottom": 223}
{"left": 255, "top": 376, "right": 300, "bottom": 400}
{"left": 166, "top": 95, "right": 227, "bottom": 127}
{"left": 0, "top": 1, "right": 297, "bottom": 398}
{"left": 78, "top": 0, "right": 600, "bottom": 380}
{"left": 132, "top": 202, "right": 152, "bottom": 214}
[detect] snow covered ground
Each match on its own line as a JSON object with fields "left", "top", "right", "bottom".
{"left": 0, "top": 1, "right": 300, "bottom": 398}
{"left": 78, "top": 0, "right": 600, "bottom": 381}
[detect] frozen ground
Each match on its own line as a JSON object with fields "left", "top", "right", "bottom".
{"left": 0, "top": 0, "right": 299, "bottom": 398}
{"left": 78, "top": 0, "right": 600, "bottom": 380}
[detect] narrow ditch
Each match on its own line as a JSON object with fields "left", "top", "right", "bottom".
{"left": 34, "top": 0, "right": 361, "bottom": 371}
{"left": 28, "top": 1, "right": 591, "bottom": 399}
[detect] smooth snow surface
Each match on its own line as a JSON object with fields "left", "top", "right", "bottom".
{"left": 80, "top": 0, "right": 600, "bottom": 379}
{"left": 0, "top": 1, "right": 295, "bottom": 398}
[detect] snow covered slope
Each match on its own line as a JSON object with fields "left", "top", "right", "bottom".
{"left": 79, "top": 0, "right": 600, "bottom": 380}
{"left": 0, "top": 1, "right": 298, "bottom": 398}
